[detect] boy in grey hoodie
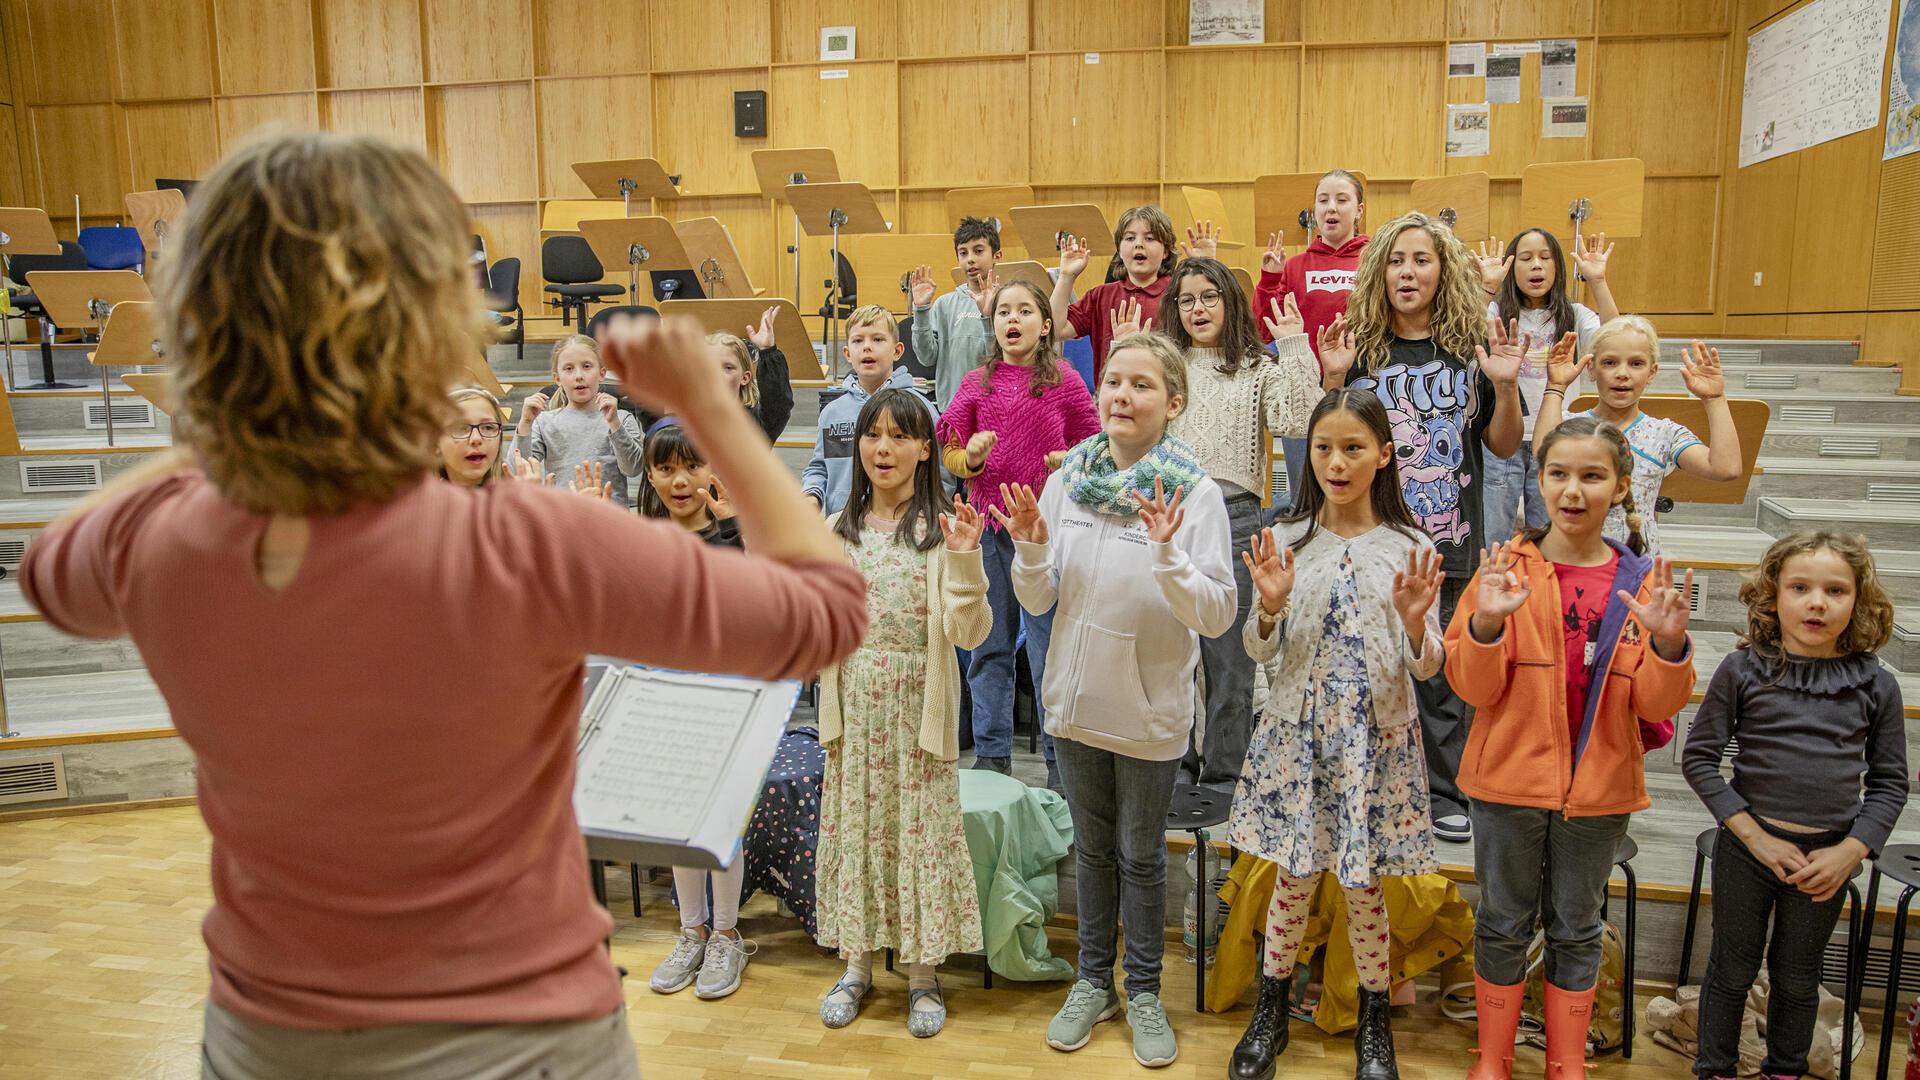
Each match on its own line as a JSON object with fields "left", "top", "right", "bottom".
{"left": 802, "top": 306, "right": 938, "bottom": 514}
{"left": 909, "top": 217, "right": 1002, "bottom": 409}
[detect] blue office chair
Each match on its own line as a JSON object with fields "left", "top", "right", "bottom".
{"left": 77, "top": 226, "right": 144, "bottom": 273}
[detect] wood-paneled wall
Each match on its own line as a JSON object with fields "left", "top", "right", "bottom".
{"left": 0, "top": 0, "right": 1897, "bottom": 360}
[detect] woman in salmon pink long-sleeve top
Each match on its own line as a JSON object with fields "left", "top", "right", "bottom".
{"left": 20, "top": 132, "right": 867, "bottom": 1079}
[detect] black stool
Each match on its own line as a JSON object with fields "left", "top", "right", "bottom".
{"left": 1599, "top": 834, "right": 1640, "bottom": 1058}
{"left": 1680, "top": 826, "right": 1864, "bottom": 1080}
{"left": 1166, "top": 783, "right": 1231, "bottom": 1012}
{"left": 1857, "top": 843, "right": 1920, "bottom": 1080}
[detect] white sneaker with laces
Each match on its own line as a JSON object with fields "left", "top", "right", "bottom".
{"left": 1433, "top": 813, "right": 1472, "bottom": 843}
{"left": 650, "top": 929, "right": 706, "bottom": 994}
{"left": 694, "top": 932, "right": 757, "bottom": 1000}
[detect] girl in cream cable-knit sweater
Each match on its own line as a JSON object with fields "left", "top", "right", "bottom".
{"left": 1161, "top": 256, "right": 1337, "bottom": 788}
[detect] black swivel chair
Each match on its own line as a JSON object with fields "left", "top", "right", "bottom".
{"left": 9, "top": 241, "right": 89, "bottom": 389}
{"left": 484, "top": 257, "right": 523, "bottom": 361}
{"left": 541, "top": 236, "right": 623, "bottom": 330}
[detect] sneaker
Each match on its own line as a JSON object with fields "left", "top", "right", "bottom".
{"left": 649, "top": 928, "right": 706, "bottom": 994}
{"left": 1127, "top": 992, "right": 1178, "bottom": 1067}
{"left": 972, "top": 755, "right": 1013, "bottom": 775}
{"left": 693, "top": 932, "right": 756, "bottom": 999}
{"left": 1046, "top": 979, "right": 1121, "bottom": 1051}
{"left": 820, "top": 975, "right": 869, "bottom": 1029}
{"left": 1433, "top": 814, "right": 1472, "bottom": 843}
{"left": 907, "top": 983, "right": 947, "bottom": 1038}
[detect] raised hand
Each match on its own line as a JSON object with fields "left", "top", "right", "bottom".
{"left": 908, "top": 265, "right": 938, "bottom": 309}
{"left": 988, "top": 482, "right": 1048, "bottom": 544}
{"left": 600, "top": 314, "right": 733, "bottom": 418}
{"left": 569, "top": 461, "right": 612, "bottom": 501}
{"left": 520, "top": 390, "right": 548, "bottom": 426}
{"left": 1618, "top": 556, "right": 1692, "bottom": 659}
{"left": 1391, "top": 546, "right": 1445, "bottom": 639}
{"left": 1262, "top": 293, "right": 1304, "bottom": 341}
{"left": 1679, "top": 340, "right": 1725, "bottom": 400}
{"left": 701, "top": 476, "right": 735, "bottom": 520}
{"left": 972, "top": 270, "right": 1001, "bottom": 318}
{"left": 1476, "top": 316, "right": 1528, "bottom": 387}
{"left": 1470, "top": 541, "right": 1533, "bottom": 639}
{"left": 1473, "top": 238, "right": 1513, "bottom": 295}
{"left": 1573, "top": 232, "right": 1613, "bottom": 283}
{"left": 1043, "top": 449, "right": 1066, "bottom": 471}
{"left": 965, "top": 430, "right": 998, "bottom": 472}
{"left": 1181, "top": 220, "right": 1222, "bottom": 260}
{"left": 504, "top": 450, "right": 547, "bottom": 485}
{"left": 1109, "top": 297, "right": 1150, "bottom": 340}
{"left": 1241, "top": 526, "right": 1296, "bottom": 617}
{"left": 1131, "top": 476, "right": 1186, "bottom": 544}
{"left": 1261, "top": 232, "right": 1287, "bottom": 274}
{"left": 1316, "top": 313, "right": 1357, "bottom": 385}
{"left": 747, "top": 306, "right": 778, "bottom": 349}
{"left": 596, "top": 391, "right": 621, "bottom": 431}
{"left": 1059, "top": 235, "right": 1091, "bottom": 279}
{"left": 940, "top": 495, "right": 984, "bottom": 553}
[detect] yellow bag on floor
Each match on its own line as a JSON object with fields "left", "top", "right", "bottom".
{"left": 1520, "top": 925, "right": 1626, "bottom": 1055}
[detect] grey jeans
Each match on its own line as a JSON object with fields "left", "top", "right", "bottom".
{"left": 1054, "top": 736, "right": 1182, "bottom": 997}
{"left": 201, "top": 1000, "right": 641, "bottom": 1080}
{"left": 1189, "top": 489, "right": 1264, "bottom": 786}
{"left": 1469, "top": 799, "right": 1629, "bottom": 990}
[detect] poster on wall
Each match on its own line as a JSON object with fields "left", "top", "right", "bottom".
{"left": 1447, "top": 104, "right": 1491, "bottom": 156}
{"left": 1189, "top": 0, "right": 1263, "bottom": 45}
{"left": 1738, "top": 0, "right": 1891, "bottom": 168}
{"left": 1540, "top": 39, "right": 1578, "bottom": 98}
{"left": 1886, "top": 0, "right": 1920, "bottom": 160}
{"left": 1542, "top": 97, "right": 1589, "bottom": 139}
{"left": 1486, "top": 52, "right": 1522, "bottom": 104}
{"left": 1448, "top": 42, "right": 1487, "bottom": 77}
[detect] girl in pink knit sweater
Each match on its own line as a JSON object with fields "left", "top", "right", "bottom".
{"left": 937, "top": 279, "right": 1101, "bottom": 787}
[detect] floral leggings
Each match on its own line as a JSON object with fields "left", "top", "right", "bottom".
{"left": 1262, "top": 871, "right": 1390, "bottom": 992}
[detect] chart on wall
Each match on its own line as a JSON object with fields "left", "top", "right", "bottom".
{"left": 1887, "top": 0, "right": 1920, "bottom": 159}
{"left": 1738, "top": 0, "right": 1892, "bottom": 168}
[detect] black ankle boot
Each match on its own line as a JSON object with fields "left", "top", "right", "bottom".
{"left": 1229, "top": 973, "right": 1291, "bottom": 1080}
{"left": 1353, "top": 986, "right": 1399, "bottom": 1080}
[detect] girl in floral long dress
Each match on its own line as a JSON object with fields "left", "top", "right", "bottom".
{"left": 1225, "top": 389, "right": 1447, "bottom": 1080}
{"left": 815, "top": 388, "right": 991, "bottom": 1039}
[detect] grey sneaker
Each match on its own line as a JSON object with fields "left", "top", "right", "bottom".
{"left": 907, "top": 984, "right": 946, "bottom": 1038}
{"left": 820, "top": 975, "right": 869, "bottom": 1029}
{"left": 1046, "top": 979, "right": 1121, "bottom": 1051}
{"left": 649, "top": 928, "right": 706, "bottom": 994}
{"left": 1127, "top": 992, "right": 1178, "bottom": 1067}
{"left": 693, "top": 932, "right": 756, "bottom": 999}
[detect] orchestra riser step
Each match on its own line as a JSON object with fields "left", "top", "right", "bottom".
{"left": 1752, "top": 424, "right": 1920, "bottom": 465}
{"left": 0, "top": 451, "right": 169, "bottom": 500}
{"left": 5, "top": 394, "right": 172, "bottom": 439}
{"left": 1652, "top": 467, "right": 1920, "bottom": 528}
{"left": 1634, "top": 363, "right": 1899, "bottom": 397}
{"left": 1756, "top": 497, "right": 1920, "bottom": 548}
{"left": 0, "top": 619, "right": 149, "bottom": 679}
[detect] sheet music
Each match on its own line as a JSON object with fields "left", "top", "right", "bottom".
{"left": 1739, "top": 0, "right": 1892, "bottom": 168}
{"left": 575, "top": 670, "right": 766, "bottom": 843}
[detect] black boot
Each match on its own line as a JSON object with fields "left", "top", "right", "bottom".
{"left": 1229, "top": 973, "right": 1291, "bottom": 1080}
{"left": 1353, "top": 986, "right": 1399, "bottom": 1080}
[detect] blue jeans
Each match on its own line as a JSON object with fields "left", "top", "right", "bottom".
{"left": 969, "top": 526, "right": 1054, "bottom": 761}
{"left": 1278, "top": 436, "right": 1308, "bottom": 514}
{"left": 1054, "top": 737, "right": 1181, "bottom": 996}
{"left": 1189, "top": 490, "right": 1263, "bottom": 786}
{"left": 1481, "top": 446, "right": 1546, "bottom": 550}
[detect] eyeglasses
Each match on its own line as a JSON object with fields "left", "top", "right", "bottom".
{"left": 446, "top": 422, "right": 503, "bottom": 439}
{"left": 1174, "top": 290, "right": 1224, "bottom": 311}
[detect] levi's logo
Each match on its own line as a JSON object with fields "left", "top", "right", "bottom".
{"left": 1304, "top": 269, "right": 1356, "bottom": 294}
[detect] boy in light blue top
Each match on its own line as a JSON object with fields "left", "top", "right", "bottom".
{"left": 802, "top": 306, "right": 938, "bottom": 514}
{"left": 909, "top": 217, "right": 1002, "bottom": 409}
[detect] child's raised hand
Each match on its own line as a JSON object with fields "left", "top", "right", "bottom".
{"left": 701, "top": 476, "right": 735, "bottom": 521}
{"left": 1131, "top": 476, "right": 1186, "bottom": 544}
{"left": 600, "top": 314, "right": 732, "bottom": 418}
{"left": 521, "top": 391, "right": 548, "bottom": 426}
{"left": 1109, "top": 297, "right": 1150, "bottom": 339}
{"left": 1472, "top": 541, "right": 1533, "bottom": 632}
{"left": 1785, "top": 839, "right": 1869, "bottom": 902}
{"left": 1618, "top": 557, "right": 1693, "bottom": 660}
{"left": 1476, "top": 317, "right": 1528, "bottom": 387}
{"left": 965, "top": 430, "right": 997, "bottom": 471}
{"left": 1680, "top": 340, "right": 1725, "bottom": 401}
{"left": 505, "top": 450, "right": 546, "bottom": 485}
{"left": 747, "top": 307, "right": 778, "bottom": 349}
{"left": 1316, "top": 313, "right": 1357, "bottom": 384}
{"left": 1573, "top": 231, "right": 1613, "bottom": 283}
{"left": 1262, "top": 293, "right": 1304, "bottom": 341}
{"left": 1544, "top": 332, "right": 1586, "bottom": 390}
{"left": 570, "top": 461, "right": 612, "bottom": 501}
{"left": 908, "top": 265, "right": 937, "bottom": 309}
{"left": 972, "top": 270, "right": 1001, "bottom": 318}
{"left": 1043, "top": 449, "right": 1066, "bottom": 471}
{"left": 1059, "top": 235, "right": 1091, "bottom": 278}
{"left": 1241, "top": 526, "right": 1296, "bottom": 616}
{"left": 1181, "top": 220, "right": 1222, "bottom": 259}
{"left": 595, "top": 392, "right": 621, "bottom": 430}
{"left": 1473, "top": 238, "right": 1512, "bottom": 295}
{"left": 988, "top": 483, "right": 1048, "bottom": 544}
{"left": 1261, "top": 232, "right": 1287, "bottom": 274}
{"left": 1392, "top": 546, "right": 1445, "bottom": 639}
{"left": 940, "top": 496, "right": 984, "bottom": 553}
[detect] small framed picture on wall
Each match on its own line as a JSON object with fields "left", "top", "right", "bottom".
{"left": 820, "top": 26, "right": 856, "bottom": 61}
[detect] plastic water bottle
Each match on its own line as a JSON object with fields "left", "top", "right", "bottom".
{"left": 1182, "top": 846, "right": 1222, "bottom": 965}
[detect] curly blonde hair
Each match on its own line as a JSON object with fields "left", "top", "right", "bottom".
{"left": 161, "top": 131, "right": 485, "bottom": 515}
{"left": 706, "top": 331, "right": 759, "bottom": 409}
{"left": 1739, "top": 531, "right": 1896, "bottom": 672}
{"left": 1347, "top": 212, "right": 1486, "bottom": 374}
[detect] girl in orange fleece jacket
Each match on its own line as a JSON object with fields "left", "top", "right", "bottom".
{"left": 1444, "top": 415, "right": 1697, "bottom": 1080}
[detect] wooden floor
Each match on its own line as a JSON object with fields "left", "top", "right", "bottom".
{"left": 0, "top": 806, "right": 1897, "bottom": 1079}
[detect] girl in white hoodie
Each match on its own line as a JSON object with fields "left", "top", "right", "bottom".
{"left": 994, "top": 330, "right": 1235, "bottom": 1070}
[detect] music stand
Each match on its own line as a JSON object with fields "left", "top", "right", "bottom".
{"left": 660, "top": 298, "right": 822, "bottom": 381}
{"left": 541, "top": 200, "right": 626, "bottom": 234}
{"left": 87, "top": 300, "right": 162, "bottom": 445}
{"left": 1253, "top": 171, "right": 1369, "bottom": 248}
{"left": 1568, "top": 393, "right": 1768, "bottom": 504}
{"left": 0, "top": 208, "right": 60, "bottom": 391}
{"left": 1231, "top": 266, "right": 1254, "bottom": 298}
{"left": 1410, "top": 173, "right": 1490, "bottom": 243}
{"left": 121, "top": 371, "right": 173, "bottom": 415}
{"left": 571, "top": 158, "right": 681, "bottom": 217}
{"left": 28, "top": 274, "right": 153, "bottom": 446}
{"left": 947, "top": 259, "right": 1050, "bottom": 294}
{"left": 843, "top": 233, "right": 965, "bottom": 313}
{"left": 1007, "top": 204, "right": 1112, "bottom": 293}
{"left": 674, "top": 217, "right": 760, "bottom": 300}
{"left": 125, "top": 189, "right": 187, "bottom": 260}
{"left": 752, "top": 148, "right": 840, "bottom": 305}
{"left": 579, "top": 217, "right": 692, "bottom": 307}
{"left": 1177, "top": 186, "right": 1246, "bottom": 249}
{"left": 1521, "top": 158, "right": 1644, "bottom": 304}
{"left": 785, "top": 181, "right": 889, "bottom": 366}
{"left": 944, "top": 184, "right": 1034, "bottom": 251}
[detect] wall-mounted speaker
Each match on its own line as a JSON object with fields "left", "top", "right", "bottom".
{"left": 733, "top": 91, "right": 766, "bottom": 138}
